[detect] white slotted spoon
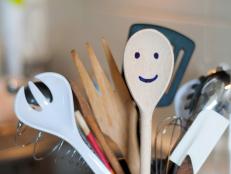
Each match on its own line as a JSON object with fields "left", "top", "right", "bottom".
{"left": 14, "top": 72, "right": 110, "bottom": 174}
{"left": 123, "top": 29, "right": 174, "bottom": 174}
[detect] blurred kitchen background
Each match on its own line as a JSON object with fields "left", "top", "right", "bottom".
{"left": 0, "top": 0, "right": 231, "bottom": 174}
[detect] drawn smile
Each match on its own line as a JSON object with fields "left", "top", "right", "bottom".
{"left": 139, "top": 74, "right": 158, "bottom": 83}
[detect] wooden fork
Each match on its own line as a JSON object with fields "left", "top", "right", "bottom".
{"left": 71, "top": 39, "right": 140, "bottom": 174}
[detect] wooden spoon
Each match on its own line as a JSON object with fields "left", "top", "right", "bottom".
{"left": 123, "top": 29, "right": 174, "bottom": 174}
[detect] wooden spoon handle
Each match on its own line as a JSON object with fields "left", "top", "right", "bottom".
{"left": 140, "top": 114, "right": 152, "bottom": 174}
{"left": 127, "top": 103, "right": 140, "bottom": 174}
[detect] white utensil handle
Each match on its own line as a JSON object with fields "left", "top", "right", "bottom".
{"left": 69, "top": 135, "right": 111, "bottom": 174}
{"left": 140, "top": 113, "right": 152, "bottom": 174}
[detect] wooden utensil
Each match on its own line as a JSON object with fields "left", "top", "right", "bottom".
{"left": 75, "top": 110, "right": 113, "bottom": 173}
{"left": 123, "top": 29, "right": 174, "bottom": 174}
{"left": 85, "top": 42, "right": 127, "bottom": 146}
{"left": 101, "top": 38, "right": 140, "bottom": 174}
{"left": 71, "top": 39, "right": 140, "bottom": 173}
{"left": 71, "top": 79, "right": 124, "bottom": 174}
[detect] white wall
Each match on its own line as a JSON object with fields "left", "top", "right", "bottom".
{"left": 81, "top": 0, "right": 231, "bottom": 79}
{"left": 1, "top": 0, "right": 229, "bottom": 80}
{"left": 0, "top": 2, "right": 3, "bottom": 76}
{"left": 46, "top": 0, "right": 231, "bottom": 84}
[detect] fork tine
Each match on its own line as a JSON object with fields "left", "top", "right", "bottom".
{"left": 85, "top": 43, "right": 114, "bottom": 96}
{"left": 28, "top": 81, "right": 48, "bottom": 108}
{"left": 71, "top": 49, "right": 113, "bottom": 126}
{"left": 70, "top": 50, "right": 99, "bottom": 103}
{"left": 101, "top": 38, "right": 131, "bottom": 102}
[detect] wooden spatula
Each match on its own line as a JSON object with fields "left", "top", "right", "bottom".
{"left": 101, "top": 38, "right": 140, "bottom": 174}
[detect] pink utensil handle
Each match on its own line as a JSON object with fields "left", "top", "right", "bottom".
{"left": 87, "top": 133, "right": 114, "bottom": 173}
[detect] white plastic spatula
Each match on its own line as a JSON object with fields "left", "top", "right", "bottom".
{"left": 123, "top": 29, "right": 174, "bottom": 174}
{"left": 14, "top": 72, "right": 110, "bottom": 174}
{"left": 170, "top": 109, "right": 229, "bottom": 174}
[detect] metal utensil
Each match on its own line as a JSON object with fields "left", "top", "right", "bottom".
{"left": 174, "top": 69, "right": 230, "bottom": 128}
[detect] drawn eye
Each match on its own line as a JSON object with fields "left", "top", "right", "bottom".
{"left": 134, "top": 52, "right": 140, "bottom": 59}
{"left": 153, "top": 52, "right": 159, "bottom": 59}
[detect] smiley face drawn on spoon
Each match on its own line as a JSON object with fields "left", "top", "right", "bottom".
{"left": 134, "top": 51, "right": 160, "bottom": 83}
{"left": 124, "top": 29, "right": 174, "bottom": 111}
{"left": 139, "top": 74, "right": 158, "bottom": 83}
